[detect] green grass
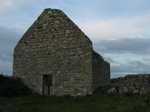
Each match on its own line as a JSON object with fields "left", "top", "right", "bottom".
{"left": 0, "top": 94, "right": 150, "bottom": 112}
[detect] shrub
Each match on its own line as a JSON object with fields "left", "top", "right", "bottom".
{"left": 0, "top": 74, "right": 32, "bottom": 97}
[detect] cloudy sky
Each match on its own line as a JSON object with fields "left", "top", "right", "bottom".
{"left": 0, "top": 0, "right": 150, "bottom": 78}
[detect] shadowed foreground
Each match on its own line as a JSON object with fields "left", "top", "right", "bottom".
{"left": 0, "top": 94, "right": 150, "bottom": 112}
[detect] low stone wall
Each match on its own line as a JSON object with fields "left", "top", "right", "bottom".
{"left": 107, "top": 75, "right": 150, "bottom": 95}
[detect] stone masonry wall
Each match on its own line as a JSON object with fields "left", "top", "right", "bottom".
{"left": 13, "top": 9, "right": 93, "bottom": 96}
{"left": 108, "top": 75, "right": 150, "bottom": 95}
{"left": 13, "top": 8, "right": 110, "bottom": 96}
{"left": 92, "top": 51, "right": 110, "bottom": 90}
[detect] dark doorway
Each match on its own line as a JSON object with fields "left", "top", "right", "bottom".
{"left": 42, "top": 75, "right": 52, "bottom": 95}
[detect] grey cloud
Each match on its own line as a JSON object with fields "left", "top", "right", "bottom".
{"left": 111, "top": 60, "right": 150, "bottom": 78}
{"left": 94, "top": 37, "right": 150, "bottom": 77}
{"left": 0, "top": 26, "right": 21, "bottom": 75}
{"left": 95, "top": 37, "right": 150, "bottom": 55}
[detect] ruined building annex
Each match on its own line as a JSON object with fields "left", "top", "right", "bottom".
{"left": 13, "top": 8, "right": 110, "bottom": 96}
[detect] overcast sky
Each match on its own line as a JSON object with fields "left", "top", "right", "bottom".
{"left": 0, "top": 0, "right": 150, "bottom": 78}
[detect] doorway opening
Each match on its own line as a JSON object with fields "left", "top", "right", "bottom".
{"left": 42, "top": 74, "right": 52, "bottom": 95}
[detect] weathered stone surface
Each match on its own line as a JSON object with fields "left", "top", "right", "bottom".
{"left": 107, "top": 87, "right": 117, "bottom": 94}
{"left": 92, "top": 51, "right": 110, "bottom": 90}
{"left": 13, "top": 8, "right": 110, "bottom": 96}
{"left": 108, "top": 74, "right": 150, "bottom": 95}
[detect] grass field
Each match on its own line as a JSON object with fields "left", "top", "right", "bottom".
{"left": 0, "top": 94, "right": 150, "bottom": 112}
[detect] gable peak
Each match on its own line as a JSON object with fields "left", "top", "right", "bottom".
{"left": 43, "top": 8, "right": 64, "bottom": 15}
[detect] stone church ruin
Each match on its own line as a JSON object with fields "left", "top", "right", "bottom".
{"left": 13, "top": 8, "right": 110, "bottom": 96}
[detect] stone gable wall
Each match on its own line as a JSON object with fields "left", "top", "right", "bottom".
{"left": 13, "top": 8, "right": 110, "bottom": 96}
{"left": 14, "top": 9, "right": 93, "bottom": 96}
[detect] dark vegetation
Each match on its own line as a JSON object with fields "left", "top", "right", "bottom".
{"left": 0, "top": 74, "right": 150, "bottom": 112}
{"left": 0, "top": 94, "right": 150, "bottom": 112}
{"left": 0, "top": 74, "right": 32, "bottom": 97}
